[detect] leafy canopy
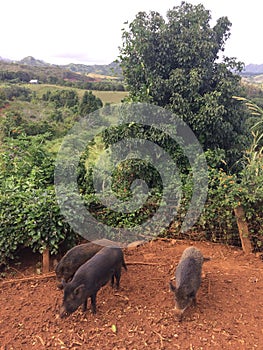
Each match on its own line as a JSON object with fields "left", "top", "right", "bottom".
{"left": 119, "top": 1, "right": 248, "bottom": 167}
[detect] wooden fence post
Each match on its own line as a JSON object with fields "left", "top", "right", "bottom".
{"left": 234, "top": 205, "right": 253, "bottom": 254}
{"left": 42, "top": 248, "right": 50, "bottom": 273}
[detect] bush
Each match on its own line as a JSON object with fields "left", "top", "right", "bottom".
{"left": 0, "top": 186, "right": 77, "bottom": 265}
{"left": 0, "top": 135, "right": 78, "bottom": 265}
{"left": 42, "top": 89, "right": 79, "bottom": 108}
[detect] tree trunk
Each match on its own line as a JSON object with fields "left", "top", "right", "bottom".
{"left": 234, "top": 205, "right": 253, "bottom": 254}
{"left": 42, "top": 248, "right": 50, "bottom": 273}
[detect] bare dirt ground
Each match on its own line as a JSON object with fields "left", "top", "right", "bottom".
{"left": 0, "top": 239, "right": 263, "bottom": 350}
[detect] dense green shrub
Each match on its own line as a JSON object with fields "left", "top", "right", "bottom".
{"left": 0, "top": 85, "right": 32, "bottom": 101}
{"left": 2, "top": 111, "right": 56, "bottom": 139}
{"left": 79, "top": 91, "right": 103, "bottom": 116}
{"left": 42, "top": 89, "right": 79, "bottom": 108}
{"left": 0, "top": 135, "right": 78, "bottom": 265}
{"left": 0, "top": 185, "right": 76, "bottom": 264}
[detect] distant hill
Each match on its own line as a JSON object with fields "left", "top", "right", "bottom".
{"left": 19, "top": 56, "right": 51, "bottom": 67}
{"left": 3, "top": 55, "right": 263, "bottom": 78}
{"left": 0, "top": 59, "right": 94, "bottom": 84}
{"left": 0, "top": 56, "right": 12, "bottom": 63}
{"left": 12, "top": 56, "right": 122, "bottom": 78}
{"left": 242, "top": 64, "right": 263, "bottom": 75}
{"left": 1, "top": 55, "right": 263, "bottom": 77}
{"left": 0, "top": 56, "right": 124, "bottom": 85}
{"left": 240, "top": 64, "right": 263, "bottom": 84}
{"left": 2, "top": 55, "right": 262, "bottom": 85}
{"left": 62, "top": 61, "right": 122, "bottom": 78}
{"left": 13, "top": 56, "right": 122, "bottom": 79}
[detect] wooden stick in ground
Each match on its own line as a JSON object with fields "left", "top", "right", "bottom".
{"left": 0, "top": 261, "right": 161, "bottom": 286}
{"left": 126, "top": 261, "right": 164, "bottom": 266}
{"left": 0, "top": 272, "right": 56, "bottom": 286}
{"left": 234, "top": 205, "right": 253, "bottom": 254}
{"left": 42, "top": 248, "right": 50, "bottom": 273}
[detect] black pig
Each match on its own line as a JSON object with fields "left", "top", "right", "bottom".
{"left": 59, "top": 246, "right": 127, "bottom": 318}
{"left": 169, "top": 246, "right": 204, "bottom": 321}
{"left": 55, "top": 242, "right": 103, "bottom": 288}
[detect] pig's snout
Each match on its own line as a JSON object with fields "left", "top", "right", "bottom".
{"left": 173, "top": 307, "right": 185, "bottom": 322}
{"left": 59, "top": 305, "right": 69, "bottom": 319}
{"left": 57, "top": 282, "right": 63, "bottom": 290}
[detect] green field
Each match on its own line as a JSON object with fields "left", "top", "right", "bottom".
{"left": 92, "top": 90, "right": 128, "bottom": 104}
{"left": 25, "top": 84, "right": 128, "bottom": 104}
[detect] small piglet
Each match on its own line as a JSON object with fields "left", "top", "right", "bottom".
{"left": 169, "top": 246, "right": 204, "bottom": 321}
{"left": 55, "top": 242, "right": 102, "bottom": 288}
{"left": 59, "top": 246, "right": 127, "bottom": 318}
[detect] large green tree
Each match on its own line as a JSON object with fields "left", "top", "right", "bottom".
{"left": 119, "top": 1, "right": 249, "bottom": 167}
{"left": 79, "top": 91, "right": 103, "bottom": 116}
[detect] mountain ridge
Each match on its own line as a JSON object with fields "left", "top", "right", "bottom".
{"left": 241, "top": 63, "right": 263, "bottom": 75}
{"left": 0, "top": 56, "right": 122, "bottom": 78}
{"left": 1, "top": 55, "right": 263, "bottom": 78}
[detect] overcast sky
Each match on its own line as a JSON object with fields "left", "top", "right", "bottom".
{"left": 1, "top": 0, "right": 262, "bottom": 66}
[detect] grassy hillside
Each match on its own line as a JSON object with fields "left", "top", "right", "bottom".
{"left": 0, "top": 58, "right": 123, "bottom": 84}
{"left": 242, "top": 74, "right": 263, "bottom": 85}
{"left": 92, "top": 90, "right": 127, "bottom": 104}
{"left": 0, "top": 60, "right": 92, "bottom": 84}
{"left": 0, "top": 82, "right": 128, "bottom": 151}
{"left": 26, "top": 83, "right": 127, "bottom": 104}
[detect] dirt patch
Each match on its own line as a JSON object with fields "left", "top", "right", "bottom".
{"left": 0, "top": 239, "right": 262, "bottom": 349}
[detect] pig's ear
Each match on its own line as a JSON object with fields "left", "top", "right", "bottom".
{"left": 169, "top": 281, "right": 176, "bottom": 292}
{"left": 73, "top": 284, "right": 85, "bottom": 297}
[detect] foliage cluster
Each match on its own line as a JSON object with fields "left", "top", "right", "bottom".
{"left": 42, "top": 89, "right": 79, "bottom": 109}
{"left": 2, "top": 110, "right": 54, "bottom": 138}
{"left": 80, "top": 141, "right": 263, "bottom": 251}
{"left": 119, "top": 2, "right": 249, "bottom": 168}
{"left": 0, "top": 85, "right": 33, "bottom": 102}
{"left": 106, "top": 1, "right": 261, "bottom": 249}
{"left": 78, "top": 81, "right": 125, "bottom": 92}
{"left": 0, "top": 86, "right": 108, "bottom": 264}
{"left": 0, "top": 86, "right": 104, "bottom": 139}
{"left": 0, "top": 135, "right": 78, "bottom": 265}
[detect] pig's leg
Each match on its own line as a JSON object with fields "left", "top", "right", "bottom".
{"left": 110, "top": 274, "right": 115, "bottom": 288}
{"left": 114, "top": 268, "right": 121, "bottom": 289}
{"left": 90, "top": 293, "right": 97, "bottom": 314}
{"left": 82, "top": 296, "right": 88, "bottom": 312}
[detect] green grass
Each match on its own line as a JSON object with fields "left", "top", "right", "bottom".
{"left": 25, "top": 84, "right": 128, "bottom": 104}
{"left": 92, "top": 90, "right": 127, "bottom": 104}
